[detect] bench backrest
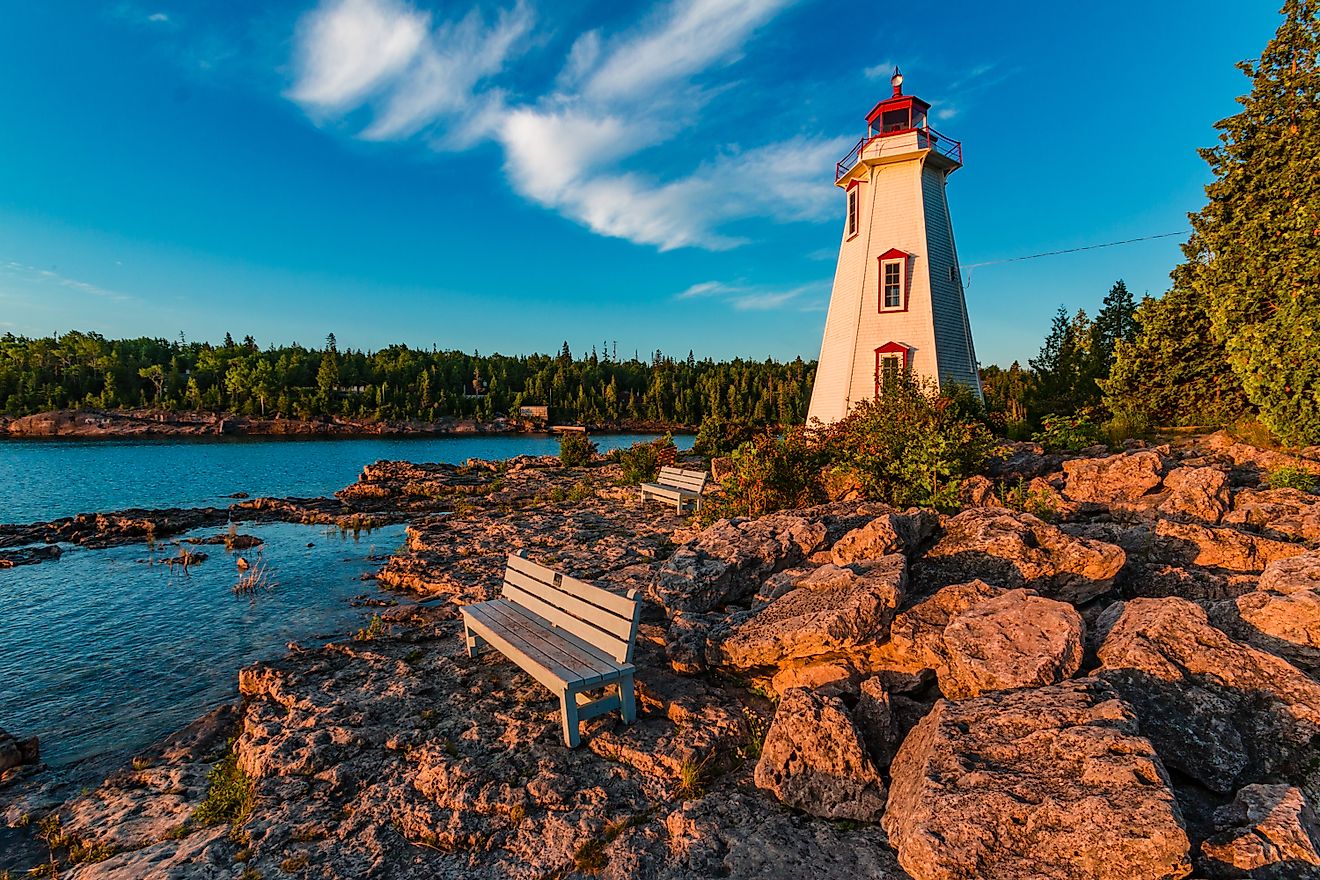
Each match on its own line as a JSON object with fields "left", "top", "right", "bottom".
{"left": 501, "top": 553, "right": 642, "bottom": 663}
{"left": 657, "top": 466, "right": 708, "bottom": 493}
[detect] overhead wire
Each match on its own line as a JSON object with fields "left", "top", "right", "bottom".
{"left": 961, "top": 230, "right": 1188, "bottom": 288}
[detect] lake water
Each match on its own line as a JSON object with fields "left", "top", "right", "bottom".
{"left": 0, "top": 433, "right": 685, "bottom": 784}
{"left": 0, "top": 433, "right": 685, "bottom": 524}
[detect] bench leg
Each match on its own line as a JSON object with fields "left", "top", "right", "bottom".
{"left": 463, "top": 625, "right": 483, "bottom": 659}
{"left": 560, "top": 689, "right": 581, "bottom": 748}
{"left": 618, "top": 675, "right": 636, "bottom": 725}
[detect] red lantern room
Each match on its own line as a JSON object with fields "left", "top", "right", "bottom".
{"left": 865, "top": 68, "right": 930, "bottom": 136}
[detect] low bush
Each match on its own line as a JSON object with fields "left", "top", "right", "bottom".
{"left": 1032, "top": 413, "right": 1101, "bottom": 452}
{"left": 701, "top": 378, "right": 993, "bottom": 519}
{"left": 697, "top": 428, "right": 826, "bottom": 523}
{"left": 1266, "top": 466, "right": 1319, "bottom": 492}
{"left": 820, "top": 379, "right": 995, "bottom": 509}
{"left": 193, "top": 746, "right": 254, "bottom": 827}
{"left": 558, "top": 432, "right": 598, "bottom": 467}
{"left": 693, "top": 416, "right": 764, "bottom": 458}
{"left": 609, "top": 434, "right": 678, "bottom": 485}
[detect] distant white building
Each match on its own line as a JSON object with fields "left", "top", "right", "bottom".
{"left": 808, "top": 70, "right": 981, "bottom": 425}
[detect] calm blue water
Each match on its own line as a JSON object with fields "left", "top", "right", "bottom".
{"left": 0, "top": 433, "right": 684, "bottom": 524}
{"left": 0, "top": 521, "right": 405, "bottom": 770}
{"left": 0, "top": 433, "right": 687, "bottom": 778}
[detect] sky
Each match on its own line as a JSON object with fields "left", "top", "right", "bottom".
{"left": 0, "top": 0, "right": 1285, "bottom": 366}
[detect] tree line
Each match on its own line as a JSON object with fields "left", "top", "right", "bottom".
{"left": 0, "top": 331, "right": 815, "bottom": 427}
{"left": 985, "top": 1, "right": 1318, "bottom": 446}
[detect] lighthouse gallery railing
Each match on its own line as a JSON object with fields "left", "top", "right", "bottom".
{"left": 835, "top": 128, "right": 962, "bottom": 182}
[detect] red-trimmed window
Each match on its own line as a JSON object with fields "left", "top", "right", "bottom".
{"left": 874, "top": 342, "right": 910, "bottom": 396}
{"left": 846, "top": 185, "right": 860, "bottom": 239}
{"left": 877, "top": 248, "right": 909, "bottom": 312}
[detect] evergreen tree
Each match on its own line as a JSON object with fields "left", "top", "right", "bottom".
{"left": 1090, "top": 279, "right": 1138, "bottom": 377}
{"left": 1103, "top": 263, "right": 1248, "bottom": 426}
{"left": 1190, "top": 0, "right": 1320, "bottom": 444}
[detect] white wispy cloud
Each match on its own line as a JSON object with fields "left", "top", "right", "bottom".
{"left": 674, "top": 279, "right": 826, "bottom": 310}
{"left": 0, "top": 260, "right": 137, "bottom": 304}
{"left": 286, "top": 0, "right": 841, "bottom": 251}
{"left": 863, "top": 59, "right": 897, "bottom": 81}
{"left": 147, "top": 12, "right": 169, "bottom": 23}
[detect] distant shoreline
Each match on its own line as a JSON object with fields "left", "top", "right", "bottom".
{"left": 0, "top": 408, "right": 694, "bottom": 440}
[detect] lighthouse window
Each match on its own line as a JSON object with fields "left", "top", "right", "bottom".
{"left": 847, "top": 188, "right": 859, "bottom": 238}
{"left": 880, "top": 355, "right": 902, "bottom": 387}
{"left": 882, "top": 261, "right": 903, "bottom": 309}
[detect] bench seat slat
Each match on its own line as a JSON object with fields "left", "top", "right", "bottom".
{"left": 463, "top": 605, "right": 586, "bottom": 690}
{"left": 506, "top": 553, "right": 637, "bottom": 618}
{"left": 479, "top": 600, "right": 622, "bottom": 682}
{"left": 640, "top": 483, "right": 700, "bottom": 498}
{"left": 497, "top": 600, "right": 630, "bottom": 675}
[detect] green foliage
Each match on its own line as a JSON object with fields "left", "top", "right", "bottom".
{"left": 997, "top": 477, "right": 1060, "bottom": 522}
{"left": 608, "top": 434, "right": 678, "bottom": 484}
{"left": 701, "top": 378, "right": 992, "bottom": 520}
{"left": 192, "top": 747, "right": 254, "bottom": 828}
{"left": 1032, "top": 413, "right": 1101, "bottom": 452}
{"left": 821, "top": 378, "right": 995, "bottom": 509}
{"left": 1103, "top": 274, "right": 1248, "bottom": 428}
{"left": 0, "top": 331, "right": 815, "bottom": 426}
{"left": 353, "top": 614, "right": 387, "bottom": 641}
{"left": 1186, "top": 1, "right": 1320, "bottom": 445}
{"left": 698, "top": 429, "right": 827, "bottom": 523}
{"left": 980, "top": 361, "right": 1034, "bottom": 436}
{"left": 693, "top": 416, "right": 763, "bottom": 457}
{"left": 1266, "top": 466, "right": 1319, "bottom": 492}
{"left": 558, "top": 432, "right": 598, "bottom": 467}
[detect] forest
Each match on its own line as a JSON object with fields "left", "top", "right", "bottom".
{"left": 0, "top": 332, "right": 815, "bottom": 427}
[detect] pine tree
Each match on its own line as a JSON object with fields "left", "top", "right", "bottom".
{"left": 1090, "top": 279, "right": 1138, "bottom": 376}
{"left": 1190, "top": 0, "right": 1320, "bottom": 444}
{"left": 1103, "top": 262, "right": 1249, "bottom": 426}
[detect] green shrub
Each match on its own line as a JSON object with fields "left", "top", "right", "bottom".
{"left": 820, "top": 378, "right": 995, "bottom": 509}
{"left": 609, "top": 435, "right": 677, "bottom": 485}
{"left": 698, "top": 429, "right": 826, "bottom": 523}
{"left": 1032, "top": 413, "right": 1101, "bottom": 452}
{"left": 693, "top": 416, "right": 763, "bottom": 458}
{"left": 1266, "top": 466, "right": 1319, "bottom": 493}
{"left": 558, "top": 432, "right": 597, "bottom": 467}
{"left": 701, "top": 378, "right": 991, "bottom": 519}
{"left": 193, "top": 747, "right": 254, "bottom": 827}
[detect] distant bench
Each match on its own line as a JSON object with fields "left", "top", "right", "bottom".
{"left": 461, "top": 552, "right": 641, "bottom": 747}
{"left": 639, "top": 466, "right": 709, "bottom": 514}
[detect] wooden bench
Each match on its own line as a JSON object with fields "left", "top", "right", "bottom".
{"left": 639, "top": 466, "right": 709, "bottom": 513}
{"left": 461, "top": 553, "right": 641, "bottom": 747}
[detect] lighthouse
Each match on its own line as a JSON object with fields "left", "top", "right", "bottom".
{"left": 807, "top": 70, "right": 981, "bottom": 425}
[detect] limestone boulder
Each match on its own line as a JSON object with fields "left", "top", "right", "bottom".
{"left": 753, "top": 688, "right": 887, "bottom": 822}
{"left": 649, "top": 513, "right": 828, "bottom": 613}
{"left": 1224, "top": 487, "right": 1320, "bottom": 542}
{"left": 938, "top": 588, "right": 1084, "bottom": 699}
{"left": 829, "top": 510, "right": 939, "bottom": 565}
{"left": 1154, "top": 519, "right": 1306, "bottom": 572}
{"left": 664, "top": 612, "right": 713, "bottom": 674}
{"left": 883, "top": 678, "right": 1192, "bottom": 880}
{"left": 1063, "top": 450, "right": 1167, "bottom": 504}
{"left": 1230, "top": 554, "right": 1320, "bottom": 670}
{"left": 708, "top": 556, "right": 906, "bottom": 671}
{"left": 1199, "top": 784, "right": 1320, "bottom": 879}
{"left": 1158, "top": 466, "right": 1231, "bottom": 523}
{"left": 1097, "top": 597, "right": 1320, "bottom": 792}
{"left": 872, "top": 580, "right": 1004, "bottom": 675}
{"left": 922, "top": 508, "right": 1126, "bottom": 604}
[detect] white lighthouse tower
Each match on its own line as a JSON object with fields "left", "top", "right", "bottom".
{"left": 807, "top": 70, "right": 981, "bottom": 424}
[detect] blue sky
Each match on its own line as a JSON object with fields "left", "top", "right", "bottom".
{"left": 0, "top": 0, "right": 1283, "bottom": 366}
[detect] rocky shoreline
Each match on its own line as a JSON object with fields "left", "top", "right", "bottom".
{"left": 4, "top": 431, "right": 1320, "bottom": 878}
{"left": 0, "top": 408, "right": 692, "bottom": 439}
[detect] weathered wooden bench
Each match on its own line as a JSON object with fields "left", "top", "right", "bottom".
{"left": 461, "top": 552, "right": 641, "bottom": 747}
{"left": 639, "top": 466, "right": 709, "bottom": 513}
